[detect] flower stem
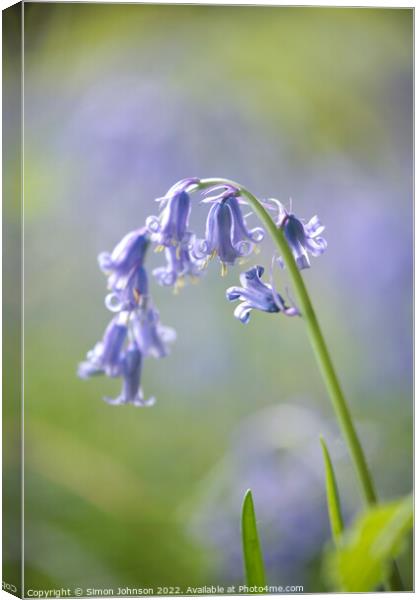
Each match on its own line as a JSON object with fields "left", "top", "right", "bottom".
{"left": 272, "top": 229, "right": 379, "bottom": 504}
{"left": 200, "top": 177, "right": 376, "bottom": 501}
{"left": 198, "top": 178, "right": 403, "bottom": 589}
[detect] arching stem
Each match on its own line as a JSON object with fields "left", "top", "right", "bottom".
{"left": 199, "top": 177, "right": 375, "bottom": 502}
{"left": 197, "top": 177, "right": 402, "bottom": 589}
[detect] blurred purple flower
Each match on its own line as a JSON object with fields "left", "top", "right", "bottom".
{"left": 80, "top": 197, "right": 179, "bottom": 404}
{"left": 98, "top": 227, "right": 150, "bottom": 292}
{"left": 78, "top": 305, "right": 173, "bottom": 405}
{"left": 105, "top": 265, "right": 149, "bottom": 312}
{"left": 226, "top": 265, "right": 299, "bottom": 324}
{"left": 131, "top": 305, "right": 176, "bottom": 359}
{"left": 153, "top": 245, "right": 204, "bottom": 288}
{"left": 78, "top": 314, "right": 128, "bottom": 379}
{"left": 104, "top": 344, "right": 155, "bottom": 407}
{"left": 187, "top": 404, "right": 357, "bottom": 585}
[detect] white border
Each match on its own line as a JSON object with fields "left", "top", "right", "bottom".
{"left": 0, "top": 1, "right": 415, "bottom": 599}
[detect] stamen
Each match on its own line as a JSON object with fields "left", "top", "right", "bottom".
{"left": 200, "top": 257, "right": 210, "bottom": 270}
{"left": 173, "top": 277, "right": 185, "bottom": 295}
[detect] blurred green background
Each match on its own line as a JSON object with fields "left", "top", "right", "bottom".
{"left": 5, "top": 3, "right": 414, "bottom": 593}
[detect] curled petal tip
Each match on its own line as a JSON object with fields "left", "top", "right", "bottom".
{"left": 133, "top": 395, "right": 156, "bottom": 408}
{"left": 227, "top": 264, "right": 299, "bottom": 323}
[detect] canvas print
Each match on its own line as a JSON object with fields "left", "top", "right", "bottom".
{"left": 2, "top": 2, "right": 413, "bottom": 597}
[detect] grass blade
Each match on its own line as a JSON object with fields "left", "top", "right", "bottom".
{"left": 241, "top": 489, "right": 267, "bottom": 588}
{"left": 320, "top": 435, "right": 344, "bottom": 544}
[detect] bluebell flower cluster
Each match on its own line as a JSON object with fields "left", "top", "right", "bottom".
{"left": 79, "top": 178, "right": 326, "bottom": 405}
{"left": 78, "top": 228, "right": 175, "bottom": 406}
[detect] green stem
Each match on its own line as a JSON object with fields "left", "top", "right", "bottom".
{"left": 199, "top": 177, "right": 376, "bottom": 503}
{"left": 197, "top": 178, "right": 403, "bottom": 590}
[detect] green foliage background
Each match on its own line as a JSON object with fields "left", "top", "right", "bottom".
{"left": 3, "top": 4, "right": 413, "bottom": 593}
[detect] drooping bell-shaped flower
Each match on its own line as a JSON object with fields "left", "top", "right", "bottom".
{"left": 131, "top": 306, "right": 176, "bottom": 359}
{"left": 195, "top": 195, "right": 264, "bottom": 268}
{"left": 153, "top": 244, "right": 204, "bottom": 287}
{"left": 104, "top": 344, "right": 155, "bottom": 407}
{"left": 226, "top": 265, "right": 299, "bottom": 324}
{"left": 227, "top": 194, "right": 265, "bottom": 246}
{"left": 282, "top": 214, "right": 327, "bottom": 270}
{"left": 98, "top": 228, "right": 149, "bottom": 290}
{"left": 146, "top": 178, "right": 199, "bottom": 248}
{"left": 77, "top": 314, "right": 128, "bottom": 378}
{"left": 105, "top": 265, "right": 149, "bottom": 312}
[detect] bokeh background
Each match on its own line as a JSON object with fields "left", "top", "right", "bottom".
{"left": 7, "top": 3, "right": 414, "bottom": 593}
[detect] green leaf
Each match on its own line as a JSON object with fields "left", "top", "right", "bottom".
{"left": 324, "top": 495, "right": 413, "bottom": 592}
{"left": 320, "top": 435, "right": 344, "bottom": 544}
{"left": 241, "top": 489, "right": 267, "bottom": 589}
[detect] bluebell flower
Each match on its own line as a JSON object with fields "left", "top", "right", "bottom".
{"left": 131, "top": 306, "right": 176, "bottom": 359}
{"left": 153, "top": 244, "right": 204, "bottom": 288}
{"left": 195, "top": 195, "right": 264, "bottom": 269}
{"left": 98, "top": 228, "right": 149, "bottom": 291}
{"left": 105, "top": 265, "right": 149, "bottom": 312}
{"left": 78, "top": 314, "right": 128, "bottom": 378}
{"left": 146, "top": 178, "right": 199, "bottom": 248}
{"left": 282, "top": 213, "right": 327, "bottom": 270}
{"left": 226, "top": 265, "right": 299, "bottom": 324}
{"left": 227, "top": 194, "right": 265, "bottom": 246}
{"left": 104, "top": 344, "right": 155, "bottom": 407}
